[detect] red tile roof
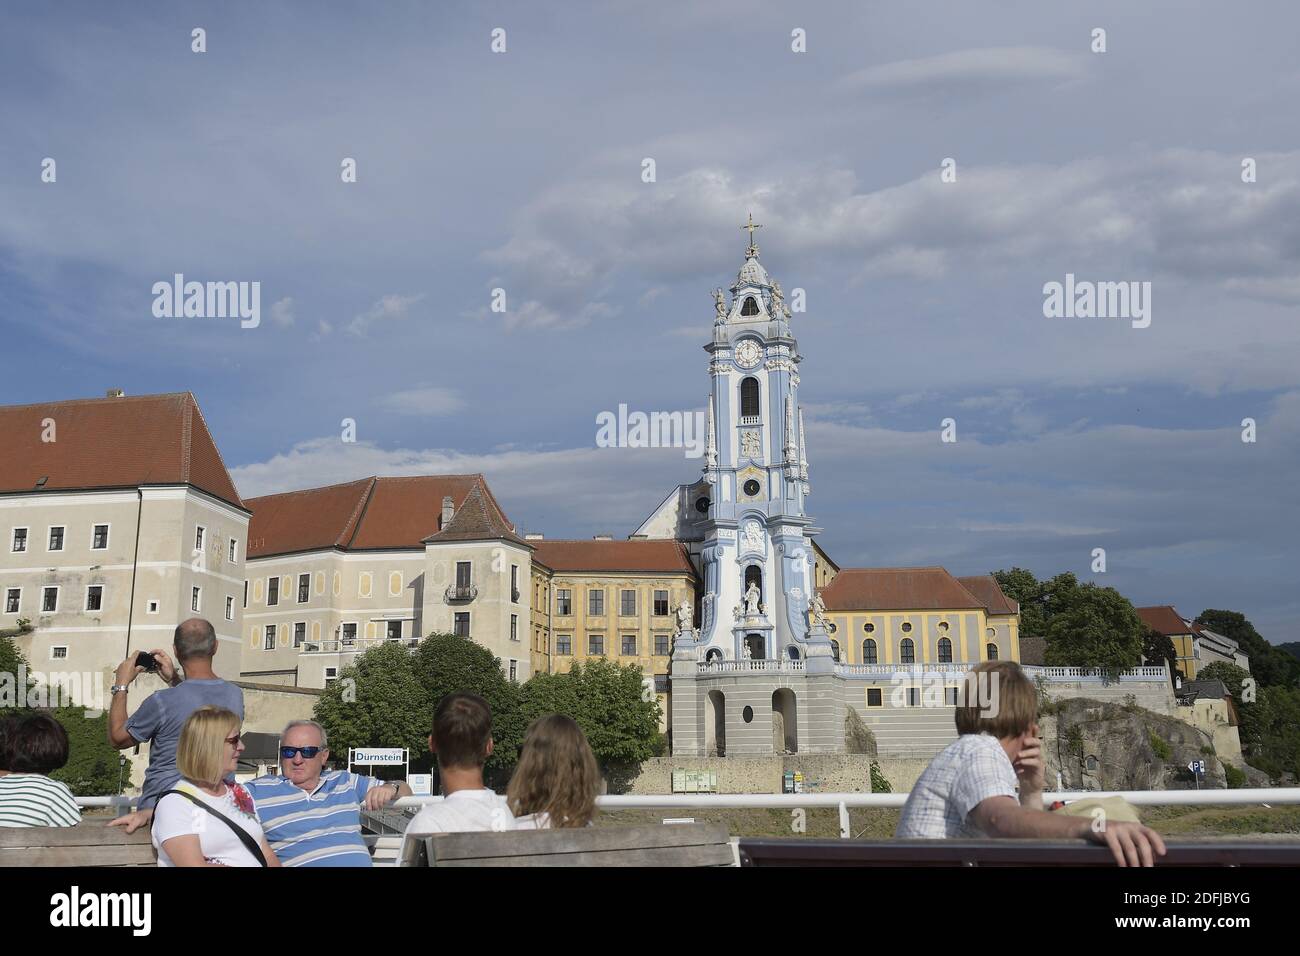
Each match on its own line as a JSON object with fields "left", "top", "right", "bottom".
{"left": 0, "top": 392, "right": 244, "bottom": 509}
{"left": 956, "top": 575, "right": 1019, "bottom": 615}
{"left": 246, "top": 475, "right": 518, "bottom": 558}
{"left": 820, "top": 567, "right": 986, "bottom": 612}
{"left": 531, "top": 539, "right": 696, "bottom": 575}
{"left": 1136, "top": 605, "right": 1192, "bottom": 636}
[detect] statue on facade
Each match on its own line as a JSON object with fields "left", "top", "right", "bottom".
{"left": 808, "top": 590, "right": 828, "bottom": 630}
{"left": 771, "top": 279, "right": 791, "bottom": 319}
{"left": 744, "top": 581, "right": 761, "bottom": 617}
{"left": 713, "top": 288, "right": 726, "bottom": 323}
{"left": 741, "top": 641, "right": 752, "bottom": 660}
{"left": 674, "top": 600, "right": 693, "bottom": 635}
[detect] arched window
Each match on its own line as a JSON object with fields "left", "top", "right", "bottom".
{"left": 862, "top": 638, "right": 878, "bottom": 664}
{"left": 830, "top": 640, "right": 841, "bottom": 662}
{"left": 938, "top": 637, "right": 953, "bottom": 663}
{"left": 741, "top": 296, "right": 759, "bottom": 316}
{"left": 740, "top": 377, "right": 760, "bottom": 417}
{"left": 986, "top": 642, "right": 999, "bottom": 660}
{"left": 900, "top": 638, "right": 915, "bottom": 664}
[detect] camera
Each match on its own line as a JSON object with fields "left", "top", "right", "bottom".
{"left": 134, "top": 651, "right": 159, "bottom": 672}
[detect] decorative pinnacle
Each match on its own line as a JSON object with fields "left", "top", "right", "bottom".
{"left": 741, "top": 212, "right": 762, "bottom": 257}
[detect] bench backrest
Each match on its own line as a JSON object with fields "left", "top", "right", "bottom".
{"left": 0, "top": 824, "right": 157, "bottom": 867}
{"left": 737, "top": 837, "right": 1300, "bottom": 867}
{"left": 407, "top": 823, "right": 735, "bottom": 867}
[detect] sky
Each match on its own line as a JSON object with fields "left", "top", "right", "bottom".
{"left": 2, "top": 1, "right": 1298, "bottom": 641}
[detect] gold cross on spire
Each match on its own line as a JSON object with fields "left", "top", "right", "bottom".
{"left": 741, "top": 213, "right": 763, "bottom": 255}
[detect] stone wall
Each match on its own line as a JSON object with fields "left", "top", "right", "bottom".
{"left": 622, "top": 753, "right": 929, "bottom": 795}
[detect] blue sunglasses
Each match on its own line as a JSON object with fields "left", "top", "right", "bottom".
{"left": 281, "top": 746, "right": 324, "bottom": 759}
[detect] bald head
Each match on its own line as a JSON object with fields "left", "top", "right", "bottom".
{"left": 174, "top": 618, "right": 217, "bottom": 663}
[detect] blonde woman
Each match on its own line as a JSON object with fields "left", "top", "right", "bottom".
{"left": 150, "top": 706, "right": 280, "bottom": 867}
{"left": 508, "top": 715, "right": 600, "bottom": 829}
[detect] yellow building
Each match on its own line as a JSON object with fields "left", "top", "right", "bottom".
{"left": 819, "top": 567, "right": 1020, "bottom": 667}
{"left": 528, "top": 538, "right": 697, "bottom": 731}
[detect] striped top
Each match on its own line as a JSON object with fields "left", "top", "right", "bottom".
{"left": 243, "top": 771, "right": 381, "bottom": 867}
{"left": 0, "top": 773, "right": 82, "bottom": 828}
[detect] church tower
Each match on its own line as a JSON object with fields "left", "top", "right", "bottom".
{"left": 662, "top": 220, "right": 843, "bottom": 756}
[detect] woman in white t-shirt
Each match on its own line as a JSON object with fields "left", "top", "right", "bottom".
{"left": 507, "top": 715, "right": 600, "bottom": 829}
{"left": 151, "top": 706, "right": 280, "bottom": 867}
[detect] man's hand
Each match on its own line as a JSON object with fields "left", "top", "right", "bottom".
{"left": 364, "top": 783, "right": 401, "bottom": 811}
{"left": 1013, "top": 732, "right": 1046, "bottom": 796}
{"left": 114, "top": 658, "right": 144, "bottom": 688}
{"left": 1087, "top": 819, "right": 1167, "bottom": 867}
{"left": 107, "top": 808, "right": 154, "bottom": 834}
{"left": 150, "top": 648, "right": 179, "bottom": 685}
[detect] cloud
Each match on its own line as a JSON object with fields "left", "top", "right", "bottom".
{"left": 377, "top": 386, "right": 465, "bottom": 417}
{"left": 837, "top": 46, "right": 1089, "bottom": 94}
{"left": 346, "top": 293, "right": 426, "bottom": 337}
{"left": 269, "top": 297, "right": 295, "bottom": 327}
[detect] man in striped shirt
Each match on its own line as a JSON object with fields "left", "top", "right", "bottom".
{"left": 243, "top": 719, "right": 411, "bottom": 866}
{"left": 0, "top": 713, "right": 81, "bottom": 827}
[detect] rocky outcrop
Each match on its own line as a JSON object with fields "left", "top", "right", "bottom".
{"left": 1041, "top": 698, "right": 1226, "bottom": 790}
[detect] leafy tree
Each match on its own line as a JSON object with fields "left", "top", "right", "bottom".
{"left": 44, "top": 706, "right": 130, "bottom": 796}
{"left": 314, "top": 641, "right": 432, "bottom": 773}
{"left": 1042, "top": 583, "right": 1145, "bottom": 672}
{"left": 992, "top": 568, "right": 1081, "bottom": 638}
{"left": 1142, "top": 628, "right": 1180, "bottom": 684}
{"left": 1196, "top": 609, "right": 1300, "bottom": 689}
{"left": 517, "top": 658, "right": 661, "bottom": 777}
{"left": 410, "top": 633, "right": 523, "bottom": 778}
{"left": 0, "top": 634, "right": 29, "bottom": 683}
{"left": 1280, "top": 642, "right": 1300, "bottom": 662}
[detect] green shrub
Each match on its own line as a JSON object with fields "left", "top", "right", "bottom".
{"left": 869, "top": 760, "right": 892, "bottom": 793}
{"left": 1149, "top": 731, "right": 1172, "bottom": 761}
{"left": 1223, "top": 763, "right": 1247, "bottom": 789}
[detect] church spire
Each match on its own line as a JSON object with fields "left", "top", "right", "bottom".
{"left": 705, "top": 398, "right": 718, "bottom": 472}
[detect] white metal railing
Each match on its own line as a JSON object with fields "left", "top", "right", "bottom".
{"left": 697, "top": 660, "right": 805, "bottom": 673}
{"left": 1022, "top": 665, "right": 1168, "bottom": 681}
{"left": 301, "top": 638, "right": 419, "bottom": 654}
{"left": 835, "top": 663, "right": 970, "bottom": 676}
{"left": 79, "top": 787, "right": 1300, "bottom": 843}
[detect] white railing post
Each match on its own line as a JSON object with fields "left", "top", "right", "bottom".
{"left": 838, "top": 801, "right": 850, "bottom": 839}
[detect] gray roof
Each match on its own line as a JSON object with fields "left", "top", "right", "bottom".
{"left": 1180, "top": 679, "right": 1230, "bottom": 701}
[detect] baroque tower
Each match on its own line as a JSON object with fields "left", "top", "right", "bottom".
{"left": 638, "top": 220, "right": 844, "bottom": 755}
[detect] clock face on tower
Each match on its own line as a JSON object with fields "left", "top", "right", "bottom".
{"left": 735, "top": 340, "right": 762, "bottom": 369}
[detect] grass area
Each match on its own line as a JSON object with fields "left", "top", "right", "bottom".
{"left": 597, "top": 803, "right": 1300, "bottom": 840}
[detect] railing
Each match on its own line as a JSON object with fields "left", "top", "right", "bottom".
{"left": 835, "top": 663, "right": 969, "bottom": 676}
{"left": 445, "top": 585, "right": 477, "bottom": 602}
{"left": 301, "top": 638, "right": 418, "bottom": 654}
{"left": 1022, "top": 665, "right": 1169, "bottom": 681}
{"left": 697, "top": 660, "right": 805, "bottom": 673}
{"left": 79, "top": 787, "right": 1300, "bottom": 843}
{"left": 738, "top": 416, "right": 761, "bottom": 425}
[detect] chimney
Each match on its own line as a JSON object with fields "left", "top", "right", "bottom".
{"left": 524, "top": 533, "right": 544, "bottom": 541}
{"left": 440, "top": 496, "right": 455, "bottom": 529}
{"left": 106, "top": 388, "right": 125, "bottom": 398}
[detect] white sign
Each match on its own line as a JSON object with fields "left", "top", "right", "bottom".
{"left": 408, "top": 774, "right": 433, "bottom": 796}
{"left": 351, "top": 748, "right": 406, "bottom": 765}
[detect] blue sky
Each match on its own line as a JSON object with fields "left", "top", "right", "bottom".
{"left": 2, "top": 1, "right": 1298, "bottom": 640}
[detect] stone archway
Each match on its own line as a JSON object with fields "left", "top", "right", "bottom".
{"left": 706, "top": 690, "right": 727, "bottom": 757}
{"left": 772, "top": 688, "right": 798, "bottom": 753}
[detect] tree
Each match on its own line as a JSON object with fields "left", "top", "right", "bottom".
{"left": 1196, "top": 609, "right": 1300, "bottom": 689}
{"left": 1042, "top": 583, "right": 1145, "bottom": 672}
{"left": 45, "top": 706, "right": 130, "bottom": 796}
{"left": 992, "top": 568, "right": 1080, "bottom": 638}
{"left": 410, "top": 633, "right": 523, "bottom": 778}
{"left": 314, "top": 641, "right": 432, "bottom": 773}
{"left": 1142, "top": 628, "right": 1180, "bottom": 685}
{"left": 517, "top": 658, "right": 662, "bottom": 790}
{"left": 0, "top": 634, "right": 28, "bottom": 682}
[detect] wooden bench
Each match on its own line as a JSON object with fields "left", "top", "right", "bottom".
{"left": 0, "top": 824, "right": 157, "bottom": 867}
{"left": 402, "top": 823, "right": 736, "bottom": 867}
{"left": 737, "top": 837, "right": 1300, "bottom": 867}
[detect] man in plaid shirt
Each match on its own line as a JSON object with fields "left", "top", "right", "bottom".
{"left": 896, "top": 661, "right": 1166, "bottom": 866}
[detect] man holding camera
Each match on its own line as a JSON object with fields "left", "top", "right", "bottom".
{"left": 106, "top": 618, "right": 244, "bottom": 832}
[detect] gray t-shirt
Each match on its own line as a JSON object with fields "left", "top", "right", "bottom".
{"left": 125, "top": 678, "right": 244, "bottom": 809}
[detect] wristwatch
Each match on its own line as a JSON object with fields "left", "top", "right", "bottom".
{"left": 110, "top": 684, "right": 130, "bottom": 696}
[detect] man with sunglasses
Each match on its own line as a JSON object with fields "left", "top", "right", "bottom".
{"left": 242, "top": 719, "right": 411, "bottom": 866}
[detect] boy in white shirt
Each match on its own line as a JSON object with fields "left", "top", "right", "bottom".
{"left": 402, "top": 694, "right": 513, "bottom": 860}
{"left": 896, "top": 660, "right": 1167, "bottom": 867}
